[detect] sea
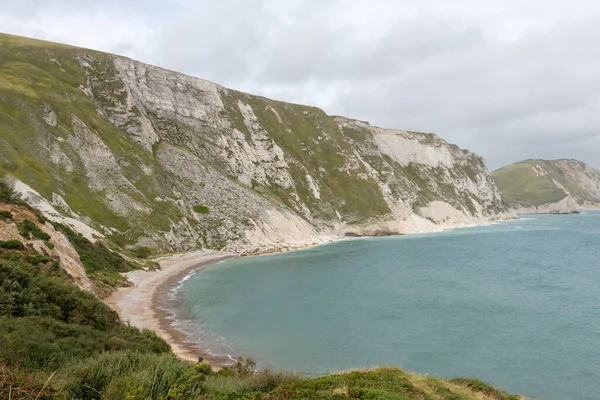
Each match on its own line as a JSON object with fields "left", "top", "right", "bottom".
{"left": 171, "top": 212, "right": 600, "bottom": 400}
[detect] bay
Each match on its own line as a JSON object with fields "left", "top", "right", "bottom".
{"left": 178, "top": 212, "right": 600, "bottom": 400}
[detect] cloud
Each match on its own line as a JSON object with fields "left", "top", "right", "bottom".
{"left": 2, "top": 0, "right": 600, "bottom": 169}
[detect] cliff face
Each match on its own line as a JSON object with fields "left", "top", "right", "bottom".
{"left": 0, "top": 34, "right": 512, "bottom": 254}
{"left": 492, "top": 159, "right": 600, "bottom": 214}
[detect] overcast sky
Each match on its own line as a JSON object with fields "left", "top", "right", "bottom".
{"left": 2, "top": 0, "right": 599, "bottom": 169}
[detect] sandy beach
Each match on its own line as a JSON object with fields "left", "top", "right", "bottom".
{"left": 106, "top": 250, "right": 237, "bottom": 366}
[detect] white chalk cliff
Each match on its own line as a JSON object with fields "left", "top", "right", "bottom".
{"left": 0, "top": 34, "right": 514, "bottom": 255}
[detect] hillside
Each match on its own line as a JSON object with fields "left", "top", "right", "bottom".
{"left": 0, "top": 182, "right": 527, "bottom": 399}
{"left": 492, "top": 159, "right": 600, "bottom": 213}
{"left": 0, "top": 33, "right": 512, "bottom": 255}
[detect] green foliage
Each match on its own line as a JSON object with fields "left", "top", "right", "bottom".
{"left": 193, "top": 204, "right": 210, "bottom": 214}
{"left": 0, "top": 181, "right": 19, "bottom": 204}
{"left": 51, "top": 221, "right": 138, "bottom": 289}
{"left": 241, "top": 367, "right": 523, "bottom": 400}
{"left": 28, "top": 254, "right": 54, "bottom": 264}
{"left": 18, "top": 219, "right": 51, "bottom": 241}
{"left": 60, "top": 352, "right": 298, "bottom": 400}
{"left": 0, "top": 257, "right": 116, "bottom": 328}
{"left": 0, "top": 317, "right": 169, "bottom": 370}
{"left": 0, "top": 253, "right": 169, "bottom": 371}
{"left": 61, "top": 351, "right": 207, "bottom": 400}
{"left": 131, "top": 246, "right": 154, "bottom": 258}
{"left": 0, "top": 210, "right": 12, "bottom": 220}
{"left": 492, "top": 161, "right": 567, "bottom": 206}
{"left": 0, "top": 239, "right": 24, "bottom": 249}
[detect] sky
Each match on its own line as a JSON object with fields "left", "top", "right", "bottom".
{"left": 1, "top": 0, "right": 599, "bottom": 169}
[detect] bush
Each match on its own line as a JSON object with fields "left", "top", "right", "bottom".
{"left": 0, "top": 254, "right": 170, "bottom": 370}
{"left": 18, "top": 219, "right": 51, "bottom": 241}
{"left": 0, "top": 257, "right": 118, "bottom": 329}
{"left": 193, "top": 205, "right": 210, "bottom": 214}
{"left": 0, "top": 210, "right": 12, "bottom": 220}
{"left": 51, "top": 222, "right": 136, "bottom": 275}
{"left": 131, "top": 246, "right": 153, "bottom": 258}
{"left": 0, "top": 317, "right": 170, "bottom": 371}
{"left": 0, "top": 181, "right": 19, "bottom": 204}
{"left": 0, "top": 240, "right": 24, "bottom": 250}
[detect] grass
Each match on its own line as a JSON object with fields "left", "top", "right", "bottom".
{"left": 492, "top": 161, "right": 567, "bottom": 206}
{"left": 52, "top": 353, "right": 526, "bottom": 400}
{"left": 193, "top": 205, "right": 210, "bottom": 214}
{"left": 0, "top": 33, "right": 189, "bottom": 252}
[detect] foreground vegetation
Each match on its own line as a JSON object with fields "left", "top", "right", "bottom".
{"left": 0, "top": 183, "right": 525, "bottom": 399}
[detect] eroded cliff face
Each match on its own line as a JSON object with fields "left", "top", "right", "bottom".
{"left": 0, "top": 34, "right": 513, "bottom": 254}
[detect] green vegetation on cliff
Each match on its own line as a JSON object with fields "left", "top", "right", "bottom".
{"left": 492, "top": 160, "right": 566, "bottom": 206}
{"left": 492, "top": 159, "right": 600, "bottom": 207}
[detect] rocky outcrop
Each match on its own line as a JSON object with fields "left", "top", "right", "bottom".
{"left": 0, "top": 33, "right": 514, "bottom": 255}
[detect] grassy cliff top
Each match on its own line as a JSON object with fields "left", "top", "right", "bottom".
{"left": 492, "top": 160, "right": 567, "bottom": 206}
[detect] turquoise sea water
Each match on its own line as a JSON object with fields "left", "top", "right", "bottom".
{"left": 176, "top": 212, "right": 600, "bottom": 400}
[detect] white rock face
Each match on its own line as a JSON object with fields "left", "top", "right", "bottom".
{"left": 9, "top": 177, "right": 103, "bottom": 242}
{"left": 517, "top": 195, "right": 581, "bottom": 215}
{"left": 372, "top": 127, "right": 456, "bottom": 168}
{"left": 418, "top": 201, "right": 470, "bottom": 224}
{"left": 43, "top": 103, "right": 57, "bottom": 126}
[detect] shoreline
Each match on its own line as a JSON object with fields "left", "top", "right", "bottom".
{"left": 105, "top": 216, "right": 517, "bottom": 368}
{"left": 106, "top": 251, "right": 237, "bottom": 367}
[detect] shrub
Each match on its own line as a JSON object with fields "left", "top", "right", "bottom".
{"left": 0, "top": 255, "right": 169, "bottom": 371}
{"left": 131, "top": 246, "right": 153, "bottom": 258}
{"left": 193, "top": 205, "right": 210, "bottom": 214}
{"left": 0, "top": 240, "right": 24, "bottom": 250}
{"left": 0, "top": 210, "right": 12, "bottom": 220}
{"left": 29, "top": 254, "right": 55, "bottom": 264}
{"left": 0, "top": 257, "right": 119, "bottom": 329}
{"left": 0, "top": 316, "right": 170, "bottom": 371}
{"left": 51, "top": 222, "right": 136, "bottom": 275}
{"left": 0, "top": 181, "right": 19, "bottom": 204}
{"left": 18, "top": 219, "right": 51, "bottom": 241}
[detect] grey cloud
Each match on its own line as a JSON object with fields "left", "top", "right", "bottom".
{"left": 2, "top": 0, "right": 600, "bottom": 169}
